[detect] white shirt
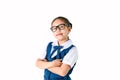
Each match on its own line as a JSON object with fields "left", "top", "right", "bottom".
{"left": 39, "top": 39, "right": 78, "bottom": 68}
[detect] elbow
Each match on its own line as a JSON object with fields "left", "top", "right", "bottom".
{"left": 35, "top": 59, "right": 48, "bottom": 69}
{"left": 58, "top": 65, "right": 71, "bottom": 77}
{"left": 36, "top": 60, "right": 39, "bottom": 68}
{"left": 35, "top": 59, "right": 42, "bottom": 69}
{"left": 36, "top": 61, "right": 43, "bottom": 69}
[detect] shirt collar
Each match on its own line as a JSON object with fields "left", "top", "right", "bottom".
{"left": 52, "top": 39, "right": 73, "bottom": 49}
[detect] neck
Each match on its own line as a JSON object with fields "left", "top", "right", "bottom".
{"left": 58, "top": 37, "right": 69, "bottom": 45}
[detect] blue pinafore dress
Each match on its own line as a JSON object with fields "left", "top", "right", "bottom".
{"left": 44, "top": 42, "right": 76, "bottom": 80}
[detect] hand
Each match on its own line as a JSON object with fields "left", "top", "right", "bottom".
{"left": 50, "top": 59, "right": 62, "bottom": 67}
{"left": 42, "top": 59, "right": 47, "bottom": 62}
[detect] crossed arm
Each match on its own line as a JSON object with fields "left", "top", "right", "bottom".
{"left": 36, "top": 58, "right": 71, "bottom": 77}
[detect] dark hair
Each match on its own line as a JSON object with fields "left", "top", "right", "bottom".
{"left": 51, "top": 16, "right": 72, "bottom": 28}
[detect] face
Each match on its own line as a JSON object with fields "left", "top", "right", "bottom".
{"left": 51, "top": 19, "right": 71, "bottom": 41}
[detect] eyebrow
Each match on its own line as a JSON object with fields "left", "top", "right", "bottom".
{"left": 52, "top": 23, "right": 66, "bottom": 27}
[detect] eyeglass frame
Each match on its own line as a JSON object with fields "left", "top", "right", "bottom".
{"left": 50, "top": 23, "right": 69, "bottom": 32}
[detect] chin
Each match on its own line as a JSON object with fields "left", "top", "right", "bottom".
{"left": 57, "top": 38, "right": 62, "bottom": 41}
{"left": 57, "top": 37, "right": 64, "bottom": 41}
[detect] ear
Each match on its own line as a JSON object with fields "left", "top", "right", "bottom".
{"left": 68, "top": 27, "right": 72, "bottom": 32}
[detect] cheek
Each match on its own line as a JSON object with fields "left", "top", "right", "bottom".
{"left": 62, "top": 30, "right": 69, "bottom": 36}
{"left": 53, "top": 33, "right": 56, "bottom": 37}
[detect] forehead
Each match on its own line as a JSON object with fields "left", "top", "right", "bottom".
{"left": 52, "top": 19, "right": 65, "bottom": 26}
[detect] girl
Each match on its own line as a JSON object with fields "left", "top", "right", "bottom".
{"left": 36, "top": 16, "right": 78, "bottom": 80}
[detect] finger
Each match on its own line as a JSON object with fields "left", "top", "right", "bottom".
{"left": 56, "top": 59, "right": 62, "bottom": 61}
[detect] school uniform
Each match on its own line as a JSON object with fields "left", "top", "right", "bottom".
{"left": 40, "top": 39, "right": 78, "bottom": 80}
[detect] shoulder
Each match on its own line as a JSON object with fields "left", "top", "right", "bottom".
{"left": 62, "top": 44, "right": 78, "bottom": 68}
{"left": 66, "top": 41, "right": 79, "bottom": 58}
{"left": 70, "top": 46, "right": 78, "bottom": 55}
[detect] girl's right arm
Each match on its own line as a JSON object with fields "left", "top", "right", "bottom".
{"left": 36, "top": 58, "right": 62, "bottom": 69}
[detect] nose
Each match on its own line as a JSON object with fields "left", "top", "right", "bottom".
{"left": 56, "top": 27, "right": 61, "bottom": 32}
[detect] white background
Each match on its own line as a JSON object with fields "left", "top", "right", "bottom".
{"left": 0, "top": 0, "right": 120, "bottom": 80}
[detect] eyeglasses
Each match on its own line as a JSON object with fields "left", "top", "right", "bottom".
{"left": 50, "top": 24, "right": 68, "bottom": 32}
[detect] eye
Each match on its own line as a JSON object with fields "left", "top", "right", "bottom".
{"left": 51, "top": 26, "right": 57, "bottom": 31}
{"left": 52, "top": 26, "right": 57, "bottom": 29}
{"left": 59, "top": 24, "right": 65, "bottom": 29}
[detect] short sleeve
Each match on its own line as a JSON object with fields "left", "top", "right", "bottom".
{"left": 39, "top": 43, "right": 48, "bottom": 59}
{"left": 62, "top": 47, "right": 78, "bottom": 68}
{"left": 39, "top": 51, "right": 47, "bottom": 59}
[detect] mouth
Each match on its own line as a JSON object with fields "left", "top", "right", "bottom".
{"left": 56, "top": 33, "right": 63, "bottom": 36}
